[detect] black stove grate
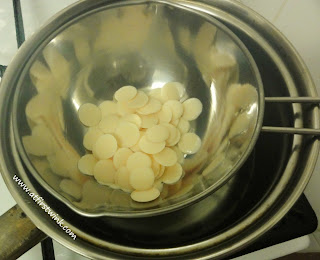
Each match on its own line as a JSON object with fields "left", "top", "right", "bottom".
{"left": 2, "top": 0, "right": 317, "bottom": 259}
{"left": 0, "top": 65, "right": 6, "bottom": 78}
{"left": 12, "top": 0, "right": 25, "bottom": 47}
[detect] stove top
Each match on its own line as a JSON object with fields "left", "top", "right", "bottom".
{"left": 231, "top": 194, "right": 317, "bottom": 259}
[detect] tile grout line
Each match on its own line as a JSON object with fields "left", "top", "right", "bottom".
{"left": 313, "top": 231, "right": 320, "bottom": 248}
{"left": 272, "top": 0, "right": 288, "bottom": 23}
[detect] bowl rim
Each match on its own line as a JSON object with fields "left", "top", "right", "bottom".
{"left": 10, "top": 0, "right": 264, "bottom": 218}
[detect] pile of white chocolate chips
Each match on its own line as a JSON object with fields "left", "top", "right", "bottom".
{"left": 77, "top": 83, "right": 203, "bottom": 202}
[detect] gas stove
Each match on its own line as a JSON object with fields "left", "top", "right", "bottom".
{"left": 0, "top": 1, "right": 319, "bottom": 259}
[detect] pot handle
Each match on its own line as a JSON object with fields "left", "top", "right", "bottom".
{"left": 0, "top": 204, "right": 47, "bottom": 259}
{"left": 262, "top": 97, "right": 320, "bottom": 136}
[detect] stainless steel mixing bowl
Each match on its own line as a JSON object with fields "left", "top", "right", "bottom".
{"left": 11, "top": 0, "right": 263, "bottom": 217}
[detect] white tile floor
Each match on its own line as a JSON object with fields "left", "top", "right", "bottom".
{"left": 0, "top": 0, "right": 320, "bottom": 259}
{"left": 0, "top": 0, "right": 17, "bottom": 65}
{"left": 21, "top": 0, "right": 77, "bottom": 39}
{"left": 0, "top": 175, "right": 16, "bottom": 216}
{"left": 239, "top": 0, "right": 288, "bottom": 23}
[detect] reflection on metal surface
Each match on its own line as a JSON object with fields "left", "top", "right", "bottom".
{"left": 210, "top": 81, "right": 218, "bottom": 115}
{"left": 71, "top": 99, "right": 80, "bottom": 111}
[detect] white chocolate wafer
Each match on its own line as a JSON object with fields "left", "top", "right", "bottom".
{"left": 163, "top": 100, "right": 183, "bottom": 120}
{"left": 117, "top": 101, "right": 136, "bottom": 116}
{"left": 116, "top": 166, "right": 133, "bottom": 192}
{"left": 94, "top": 159, "right": 116, "bottom": 184}
{"left": 114, "top": 86, "right": 137, "bottom": 102}
{"left": 182, "top": 98, "right": 203, "bottom": 120}
{"left": 131, "top": 187, "right": 160, "bottom": 202}
{"left": 92, "top": 134, "right": 118, "bottom": 159}
{"left": 137, "top": 98, "right": 162, "bottom": 115}
{"left": 83, "top": 127, "right": 104, "bottom": 151}
{"left": 146, "top": 125, "right": 169, "bottom": 142}
{"left": 140, "top": 114, "right": 158, "bottom": 128}
{"left": 157, "top": 164, "right": 166, "bottom": 179}
{"left": 139, "top": 136, "right": 165, "bottom": 154}
{"left": 157, "top": 105, "right": 172, "bottom": 123}
{"left": 114, "top": 121, "right": 140, "bottom": 148}
{"left": 162, "top": 123, "right": 180, "bottom": 146}
{"left": 127, "top": 91, "right": 149, "bottom": 109}
{"left": 175, "top": 82, "right": 186, "bottom": 99}
{"left": 78, "top": 154, "right": 97, "bottom": 176}
{"left": 99, "top": 100, "right": 117, "bottom": 117}
{"left": 169, "top": 129, "right": 181, "bottom": 147}
{"left": 178, "top": 133, "right": 201, "bottom": 154}
{"left": 151, "top": 159, "right": 161, "bottom": 178}
{"left": 172, "top": 146, "right": 185, "bottom": 164}
{"left": 129, "top": 167, "right": 155, "bottom": 191}
{"left": 149, "top": 88, "right": 166, "bottom": 103}
{"left": 177, "top": 118, "right": 190, "bottom": 134}
{"left": 154, "top": 180, "right": 164, "bottom": 192}
{"left": 161, "top": 163, "right": 183, "bottom": 184}
{"left": 171, "top": 119, "right": 179, "bottom": 127}
{"left": 98, "top": 115, "right": 120, "bottom": 134}
{"left": 130, "top": 142, "right": 142, "bottom": 152}
{"left": 153, "top": 147, "right": 177, "bottom": 166}
{"left": 161, "top": 82, "right": 180, "bottom": 101}
{"left": 126, "top": 152, "right": 152, "bottom": 169}
{"left": 78, "top": 103, "right": 101, "bottom": 126}
{"left": 122, "top": 114, "right": 141, "bottom": 128}
{"left": 113, "top": 148, "right": 133, "bottom": 169}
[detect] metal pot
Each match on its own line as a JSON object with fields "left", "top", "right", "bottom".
{"left": 0, "top": 0, "right": 319, "bottom": 259}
